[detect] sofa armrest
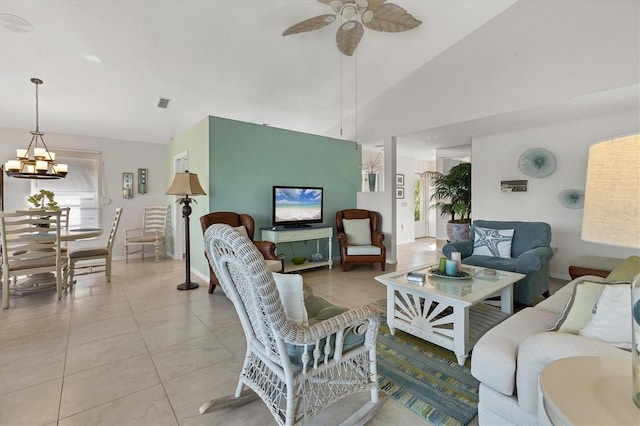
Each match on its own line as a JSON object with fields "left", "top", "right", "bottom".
{"left": 442, "top": 240, "right": 473, "bottom": 258}
{"left": 471, "top": 307, "right": 559, "bottom": 396}
{"left": 516, "top": 246, "right": 553, "bottom": 274}
{"left": 516, "top": 332, "right": 630, "bottom": 415}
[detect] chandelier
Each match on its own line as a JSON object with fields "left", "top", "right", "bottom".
{"left": 4, "top": 78, "right": 68, "bottom": 179}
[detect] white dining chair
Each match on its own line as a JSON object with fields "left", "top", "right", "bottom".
{"left": 67, "top": 207, "right": 123, "bottom": 287}
{"left": 0, "top": 210, "right": 64, "bottom": 309}
{"left": 124, "top": 205, "right": 169, "bottom": 263}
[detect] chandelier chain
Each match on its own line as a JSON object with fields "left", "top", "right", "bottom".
{"left": 34, "top": 80, "right": 39, "bottom": 132}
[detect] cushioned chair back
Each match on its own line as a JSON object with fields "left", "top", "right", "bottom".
{"left": 472, "top": 220, "right": 551, "bottom": 257}
{"left": 200, "top": 212, "right": 255, "bottom": 241}
{"left": 204, "top": 223, "right": 290, "bottom": 363}
{"left": 336, "top": 209, "right": 380, "bottom": 234}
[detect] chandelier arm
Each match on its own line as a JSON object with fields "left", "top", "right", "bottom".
{"left": 21, "top": 134, "right": 38, "bottom": 158}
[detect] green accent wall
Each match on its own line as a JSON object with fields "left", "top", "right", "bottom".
{"left": 168, "top": 115, "right": 361, "bottom": 279}
{"left": 167, "top": 117, "right": 210, "bottom": 280}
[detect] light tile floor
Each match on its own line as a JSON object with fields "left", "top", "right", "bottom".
{"left": 0, "top": 239, "right": 566, "bottom": 425}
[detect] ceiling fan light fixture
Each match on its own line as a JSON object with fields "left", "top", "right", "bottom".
{"left": 329, "top": 1, "right": 344, "bottom": 13}
{"left": 342, "top": 5, "right": 357, "bottom": 20}
{"left": 284, "top": 0, "right": 421, "bottom": 55}
{"left": 361, "top": 10, "right": 374, "bottom": 23}
{"left": 343, "top": 21, "right": 356, "bottom": 31}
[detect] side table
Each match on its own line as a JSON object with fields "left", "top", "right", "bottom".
{"left": 540, "top": 356, "right": 639, "bottom": 425}
{"left": 261, "top": 226, "right": 333, "bottom": 273}
{"left": 568, "top": 255, "right": 622, "bottom": 279}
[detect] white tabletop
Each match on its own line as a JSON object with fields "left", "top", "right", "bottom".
{"left": 62, "top": 228, "right": 102, "bottom": 241}
{"left": 540, "top": 356, "right": 640, "bottom": 425}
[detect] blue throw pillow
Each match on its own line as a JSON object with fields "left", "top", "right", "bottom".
{"left": 472, "top": 227, "right": 514, "bottom": 258}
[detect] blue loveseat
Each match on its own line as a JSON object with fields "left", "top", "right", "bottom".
{"left": 442, "top": 220, "right": 553, "bottom": 306}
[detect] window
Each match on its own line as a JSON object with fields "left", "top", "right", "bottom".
{"left": 31, "top": 150, "right": 101, "bottom": 229}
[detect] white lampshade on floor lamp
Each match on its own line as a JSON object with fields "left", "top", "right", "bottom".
{"left": 581, "top": 133, "right": 640, "bottom": 408}
{"left": 166, "top": 171, "right": 206, "bottom": 291}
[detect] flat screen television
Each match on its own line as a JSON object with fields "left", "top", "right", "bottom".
{"left": 272, "top": 186, "right": 323, "bottom": 228}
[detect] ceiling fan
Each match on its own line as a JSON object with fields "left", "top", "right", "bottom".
{"left": 283, "top": 0, "right": 422, "bottom": 56}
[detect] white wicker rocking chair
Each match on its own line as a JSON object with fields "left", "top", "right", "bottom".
{"left": 201, "top": 224, "right": 384, "bottom": 425}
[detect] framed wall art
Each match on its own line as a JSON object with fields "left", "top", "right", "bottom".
{"left": 396, "top": 187, "right": 405, "bottom": 199}
{"left": 396, "top": 174, "right": 405, "bottom": 186}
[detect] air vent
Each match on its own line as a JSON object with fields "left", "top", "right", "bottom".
{"left": 157, "top": 97, "right": 171, "bottom": 109}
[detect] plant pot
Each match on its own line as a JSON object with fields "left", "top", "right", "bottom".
{"left": 446, "top": 220, "right": 470, "bottom": 242}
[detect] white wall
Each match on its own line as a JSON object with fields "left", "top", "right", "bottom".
{"left": 339, "top": 0, "right": 639, "bottom": 144}
{"left": 472, "top": 110, "right": 640, "bottom": 279}
{"left": 1, "top": 126, "right": 168, "bottom": 259}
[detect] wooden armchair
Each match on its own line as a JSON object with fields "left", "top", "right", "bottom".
{"left": 199, "top": 212, "right": 283, "bottom": 294}
{"left": 336, "top": 209, "right": 386, "bottom": 272}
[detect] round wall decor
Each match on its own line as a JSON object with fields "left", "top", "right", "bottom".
{"left": 518, "top": 148, "right": 557, "bottom": 178}
{"left": 558, "top": 188, "right": 585, "bottom": 209}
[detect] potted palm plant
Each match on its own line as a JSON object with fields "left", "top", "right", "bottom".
{"left": 424, "top": 162, "right": 471, "bottom": 242}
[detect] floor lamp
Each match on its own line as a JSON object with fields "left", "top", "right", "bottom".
{"left": 166, "top": 171, "right": 206, "bottom": 291}
{"left": 581, "top": 133, "right": 639, "bottom": 407}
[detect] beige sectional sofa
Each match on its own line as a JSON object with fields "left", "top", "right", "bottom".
{"left": 470, "top": 274, "right": 631, "bottom": 425}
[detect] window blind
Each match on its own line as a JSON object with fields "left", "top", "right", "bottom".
{"left": 31, "top": 150, "right": 101, "bottom": 229}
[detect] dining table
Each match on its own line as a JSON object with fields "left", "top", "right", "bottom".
{"left": 12, "top": 227, "right": 104, "bottom": 295}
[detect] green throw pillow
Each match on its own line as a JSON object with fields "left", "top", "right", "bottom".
{"left": 554, "top": 280, "right": 607, "bottom": 334}
{"left": 604, "top": 255, "right": 640, "bottom": 283}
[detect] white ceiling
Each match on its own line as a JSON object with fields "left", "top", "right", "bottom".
{"left": 0, "top": 0, "right": 638, "bottom": 161}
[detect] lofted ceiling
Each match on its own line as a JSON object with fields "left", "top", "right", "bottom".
{"left": 0, "top": 0, "right": 638, "bottom": 161}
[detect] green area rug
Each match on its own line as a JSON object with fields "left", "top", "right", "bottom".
{"left": 375, "top": 313, "right": 480, "bottom": 426}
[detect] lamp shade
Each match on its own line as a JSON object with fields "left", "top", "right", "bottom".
{"left": 581, "top": 134, "right": 640, "bottom": 248}
{"left": 166, "top": 171, "right": 206, "bottom": 197}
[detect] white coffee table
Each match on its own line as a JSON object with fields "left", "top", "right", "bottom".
{"left": 375, "top": 264, "right": 525, "bottom": 365}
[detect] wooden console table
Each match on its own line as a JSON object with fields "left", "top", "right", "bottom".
{"left": 261, "top": 226, "right": 333, "bottom": 273}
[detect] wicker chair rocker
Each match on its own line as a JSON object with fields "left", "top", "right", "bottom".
{"left": 201, "top": 224, "right": 385, "bottom": 425}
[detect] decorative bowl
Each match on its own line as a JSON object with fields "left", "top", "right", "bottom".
{"left": 292, "top": 257, "right": 306, "bottom": 265}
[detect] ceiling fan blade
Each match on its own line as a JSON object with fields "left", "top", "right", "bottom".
{"left": 336, "top": 21, "right": 364, "bottom": 56}
{"left": 282, "top": 14, "right": 337, "bottom": 36}
{"left": 362, "top": 3, "right": 422, "bottom": 32}
{"left": 365, "top": 0, "right": 386, "bottom": 10}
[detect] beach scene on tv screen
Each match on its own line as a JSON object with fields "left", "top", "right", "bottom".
{"left": 275, "top": 188, "right": 322, "bottom": 222}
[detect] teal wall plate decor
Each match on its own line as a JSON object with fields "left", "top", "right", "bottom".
{"left": 518, "top": 148, "right": 557, "bottom": 178}
{"left": 558, "top": 188, "right": 584, "bottom": 209}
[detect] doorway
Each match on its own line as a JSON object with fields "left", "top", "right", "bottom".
{"left": 172, "top": 151, "right": 188, "bottom": 259}
{"left": 414, "top": 173, "right": 428, "bottom": 238}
